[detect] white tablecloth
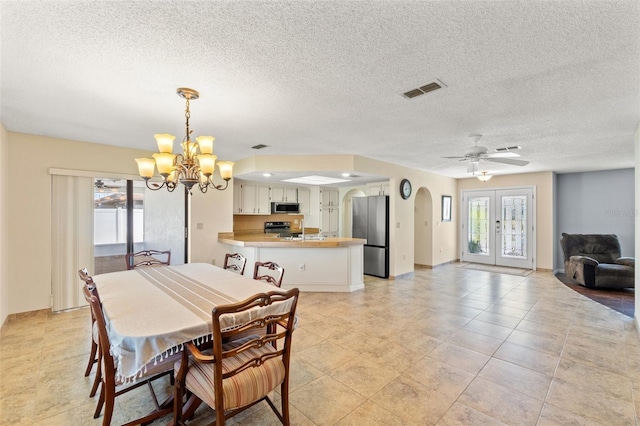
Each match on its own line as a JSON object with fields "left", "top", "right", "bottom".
{"left": 94, "top": 263, "right": 293, "bottom": 382}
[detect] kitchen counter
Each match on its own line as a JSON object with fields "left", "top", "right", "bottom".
{"left": 218, "top": 232, "right": 366, "bottom": 248}
{"left": 218, "top": 232, "right": 365, "bottom": 292}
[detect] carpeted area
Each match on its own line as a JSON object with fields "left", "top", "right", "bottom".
{"left": 456, "top": 262, "right": 533, "bottom": 277}
{"left": 554, "top": 272, "right": 634, "bottom": 318}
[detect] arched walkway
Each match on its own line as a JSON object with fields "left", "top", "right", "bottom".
{"left": 414, "top": 187, "right": 433, "bottom": 267}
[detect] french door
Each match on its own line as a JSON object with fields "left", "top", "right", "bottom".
{"left": 461, "top": 187, "right": 535, "bottom": 269}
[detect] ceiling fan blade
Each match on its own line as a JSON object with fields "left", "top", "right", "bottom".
{"left": 485, "top": 157, "right": 529, "bottom": 166}
{"left": 442, "top": 156, "right": 466, "bottom": 159}
{"left": 486, "top": 152, "right": 520, "bottom": 158}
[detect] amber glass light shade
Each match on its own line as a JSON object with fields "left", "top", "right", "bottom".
{"left": 153, "top": 153, "right": 176, "bottom": 176}
{"left": 135, "top": 158, "right": 156, "bottom": 179}
{"left": 197, "top": 154, "right": 217, "bottom": 176}
{"left": 195, "top": 136, "right": 215, "bottom": 155}
{"left": 217, "top": 161, "right": 234, "bottom": 181}
{"left": 154, "top": 134, "right": 175, "bottom": 153}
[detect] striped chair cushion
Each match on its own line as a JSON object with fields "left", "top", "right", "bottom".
{"left": 176, "top": 338, "right": 286, "bottom": 410}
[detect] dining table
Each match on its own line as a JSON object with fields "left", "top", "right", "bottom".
{"left": 93, "top": 262, "right": 294, "bottom": 383}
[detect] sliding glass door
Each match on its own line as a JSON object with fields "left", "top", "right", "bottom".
{"left": 93, "top": 178, "right": 185, "bottom": 274}
{"left": 462, "top": 188, "right": 535, "bottom": 269}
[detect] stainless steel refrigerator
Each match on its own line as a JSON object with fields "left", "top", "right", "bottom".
{"left": 352, "top": 195, "right": 389, "bottom": 278}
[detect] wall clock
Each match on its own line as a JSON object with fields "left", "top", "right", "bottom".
{"left": 400, "top": 179, "right": 412, "bottom": 200}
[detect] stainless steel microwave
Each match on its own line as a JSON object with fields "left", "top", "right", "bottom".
{"left": 271, "top": 202, "right": 300, "bottom": 214}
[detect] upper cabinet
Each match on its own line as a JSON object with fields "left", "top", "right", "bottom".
{"left": 367, "top": 181, "right": 391, "bottom": 196}
{"left": 321, "top": 187, "right": 339, "bottom": 207}
{"left": 270, "top": 185, "right": 298, "bottom": 203}
{"left": 234, "top": 181, "right": 270, "bottom": 215}
{"left": 298, "top": 187, "right": 311, "bottom": 215}
{"left": 319, "top": 187, "right": 339, "bottom": 237}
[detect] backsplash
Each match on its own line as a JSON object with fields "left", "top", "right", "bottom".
{"left": 233, "top": 214, "right": 304, "bottom": 233}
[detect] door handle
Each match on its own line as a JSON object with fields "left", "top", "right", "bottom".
{"left": 496, "top": 220, "right": 501, "bottom": 232}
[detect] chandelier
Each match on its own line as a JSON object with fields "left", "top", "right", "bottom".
{"left": 135, "top": 88, "right": 234, "bottom": 193}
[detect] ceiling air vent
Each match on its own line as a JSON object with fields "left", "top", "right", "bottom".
{"left": 402, "top": 79, "right": 446, "bottom": 99}
{"left": 252, "top": 144, "right": 269, "bottom": 150}
{"left": 495, "top": 146, "right": 522, "bottom": 152}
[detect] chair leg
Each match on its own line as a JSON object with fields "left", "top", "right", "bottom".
{"left": 94, "top": 385, "right": 105, "bottom": 419}
{"left": 173, "top": 374, "right": 184, "bottom": 426}
{"left": 102, "top": 382, "right": 115, "bottom": 426}
{"left": 90, "top": 351, "right": 102, "bottom": 397}
{"left": 85, "top": 339, "right": 98, "bottom": 376}
{"left": 281, "top": 381, "right": 290, "bottom": 426}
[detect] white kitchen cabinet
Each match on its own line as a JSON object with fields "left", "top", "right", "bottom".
{"left": 298, "top": 187, "right": 311, "bottom": 215}
{"left": 367, "top": 181, "right": 391, "bottom": 196}
{"left": 303, "top": 186, "right": 321, "bottom": 228}
{"left": 319, "top": 187, "right": 339, "bottom": 237}
{"left": 236, "top": 182, "right": 270, "bottom": 215}
{"left": 320, "top": 206, "right": 339, "bottom": 237}
{"left": 233, "top": 180, "right": 243, "bottom": 214}
{"left": 270, "top": 185, "right": 298, "bottom": 203}
{"left": 321, "top": 187, "right": 339, "bottom": 207}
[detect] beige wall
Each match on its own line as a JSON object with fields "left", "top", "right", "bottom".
{"left": 5, "top": 132, "right": 155, "bottom": 314}
{"left": 5, "top": 131, "right": 237, "bottom": 315}
{"left": 457, "top": 171, "right": 555, "bottom": 270}
{"left": 0, "top": 124, "right": 9, "bottom": 325}
{"left": 234, "top": 154, "right": 459, "bottom": 277}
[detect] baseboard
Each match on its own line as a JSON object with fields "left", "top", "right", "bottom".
{"left": 414, "top": 264, "right": 433, "bottom": 269}
{"left": 389, "top": 271, "right": 415, "bottom": 280}
{"left": 5, "top": 308, "right": 50, "bottom": 324}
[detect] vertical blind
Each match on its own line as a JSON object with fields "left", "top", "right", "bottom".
{"left": 51, "top": 175, "right": 93, "bottom": 311}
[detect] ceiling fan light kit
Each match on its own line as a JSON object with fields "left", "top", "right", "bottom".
{"left": 477, "top": 172, "right": 493, "bottom": 182}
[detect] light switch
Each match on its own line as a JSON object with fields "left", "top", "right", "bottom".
{"left": 196, "top": 223, "right": 203, "bottom": 230}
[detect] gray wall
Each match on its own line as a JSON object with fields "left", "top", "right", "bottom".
{"left": 555, "top": 168, "right": 635, "bottom": 270}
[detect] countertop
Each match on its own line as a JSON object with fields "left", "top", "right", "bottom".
{"left": 218, "top": 232, "right": 366, "bottom": 248}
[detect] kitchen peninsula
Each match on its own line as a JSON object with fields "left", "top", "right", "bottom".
{"left": 218, "top": 232, "right": 366, "bottom": 292}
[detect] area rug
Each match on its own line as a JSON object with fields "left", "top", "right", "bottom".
{"left": 554, "top": 272, "right": 634, "bottom": 318}
{"left": 456, "top": 263, "right": 533, "bottom": 277}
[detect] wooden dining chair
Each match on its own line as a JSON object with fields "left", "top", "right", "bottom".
{"left": 253, "top": 261, "right": 285, "bottom": 288}
{"left": 173, "top": 288, "right": 300, "bottom": 426}
{"left": 125, "top": 249, "right": 171, "bottom": 270}
{"left": 78, "top": 268, "right": 102, "bottom": 398}
{"left": 82, "top": 284, "right": 180, "bottom": 426}
{"left": 223, "top": 253, "right": 247, "bottom": 275}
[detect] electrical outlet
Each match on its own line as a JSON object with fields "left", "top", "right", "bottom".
{"left": 196, "top": 223, "right": 203, "bottom": 230}
{"left": 299, "top": 263, "right": 305, "bottom": 271}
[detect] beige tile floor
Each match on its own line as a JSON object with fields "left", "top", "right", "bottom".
{"left": 2, "top": 265, "right": 640, "bottom": 425}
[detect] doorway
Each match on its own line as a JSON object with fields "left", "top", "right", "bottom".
{"left": 461, "top": 187, "right": 536, "bottom": 269}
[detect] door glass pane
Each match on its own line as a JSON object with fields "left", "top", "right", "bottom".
{"left": 94, "top": 179, "right": 131, "bottom": 274}
{"left": 501, "top": 195, "right": 527, "bottom": 258}
{"left": 468, "top": 196, "right": 490, "bottom": 256}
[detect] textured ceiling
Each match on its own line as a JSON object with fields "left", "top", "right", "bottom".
{"left": 1, "top": 1, "right": 639, "bottom": 179}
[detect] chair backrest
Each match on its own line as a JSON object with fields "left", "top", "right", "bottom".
{"left": 223, "top": 253, "right": 247, "bottom": 275}
{"left": 253, "top": 261, "right": 284, "bottom": 288}
{"left": 560, "top": 233, "right": 621, "bottom": 263}
{"left": 78, "top": 268, "right": 101, "bottom": 304}
{"left": 211, "top": 288, "right": 299, "bottom": 408}
{"left": 82, "top": 284, "right": 114, "bottom": 380}
{"left": 125, "top": 249, "right": 171, "bottom": 270}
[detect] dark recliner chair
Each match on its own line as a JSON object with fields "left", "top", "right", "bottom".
{"left": 560, "top": 233, "right": 634, "bottom": 289}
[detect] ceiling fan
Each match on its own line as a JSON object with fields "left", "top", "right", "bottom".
{"left": 94, "top": 179, "right": 122, "bottom": 193}
{"left": 442, "top": 135, "right": 529, "bottom": 174}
